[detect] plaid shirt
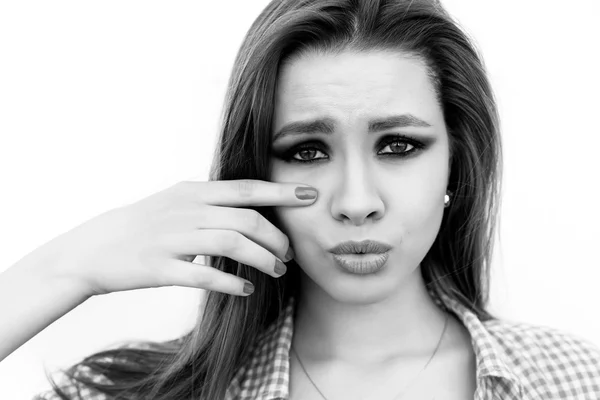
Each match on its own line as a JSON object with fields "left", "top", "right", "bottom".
{"left": 35, "top": 288, "right": 600, "bottom": 400}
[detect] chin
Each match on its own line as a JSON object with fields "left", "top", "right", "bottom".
{"left": 330, "top": 289, "right": 393, "bottom": 306}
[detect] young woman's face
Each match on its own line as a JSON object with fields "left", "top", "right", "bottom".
{"left": 268, "top": 49, "right": 450, "bottom": 303}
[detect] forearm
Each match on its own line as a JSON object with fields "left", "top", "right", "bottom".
{"left": 0, "top": 256, "right": 90, "bottom": 362}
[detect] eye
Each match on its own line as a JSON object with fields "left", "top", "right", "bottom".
{"left": 293, "top": 147, "right": 327, "bottom": 163}
{"left": 379, "top": 139, "right": 415, "bottom": 155}
{"left": 275, "top": 134, "right": 427, "bottom": 164}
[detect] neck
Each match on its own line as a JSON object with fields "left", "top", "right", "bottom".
{"left": 292, "top": 265, "right": 450, "bottom": 367}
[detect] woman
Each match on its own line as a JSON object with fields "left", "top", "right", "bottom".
{"left": 1, "top": 0, "right": 597, "bottom": 399}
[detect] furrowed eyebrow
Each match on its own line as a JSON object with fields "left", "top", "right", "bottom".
{"left": 272, "top": 114, "right": 432, "bottom": 142}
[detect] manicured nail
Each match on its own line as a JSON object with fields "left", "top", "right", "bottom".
{"left": 243, "top": 281, "right": 255, "bottom": 295}
{"left": 285, "top": 246, "right": 295, "bottom": 262}
{"left": 296, "top": 186, "right": 317, "bottom": 200}
{"left": 275, "top": 259, "right": 287, "bottom": 275}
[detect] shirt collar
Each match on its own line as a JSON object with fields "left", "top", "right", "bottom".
{"left": 228, "top": 288, "right": 524, "bottom": 400}
{"left": 433, "top": 290, "right": 524, "bottom": 391}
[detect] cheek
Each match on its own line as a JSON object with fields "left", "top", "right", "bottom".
{"left": 400, "top": 151, "right": 449, "bottom": 210}
{"left": 273, "top": 206, "right": 317, "bottom": 244}
{"left": 406, "top": 196, "right": 444, "bottom": 231}
{"left": 388, "top": 172, "right": 446, "bottom": 235}
{"left": 399, "top": 191, "right": 446, "bottom": 252}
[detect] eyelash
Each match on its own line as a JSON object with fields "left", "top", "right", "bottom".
{"left": 277, "top": 134, "right": 427, "bottom": 164}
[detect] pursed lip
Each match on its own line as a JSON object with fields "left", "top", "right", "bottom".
{"left": 328, "top": 239, "right": 392, "bottom": 255}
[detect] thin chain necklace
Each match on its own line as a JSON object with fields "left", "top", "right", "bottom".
{"left": 290, "top": 313, "right": 449, "bottom": 400}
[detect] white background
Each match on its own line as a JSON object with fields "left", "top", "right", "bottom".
{"left": 1, "top": 0, "right": 599, "bottom": 398}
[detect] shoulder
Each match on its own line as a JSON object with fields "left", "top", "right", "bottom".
{"left": 482, "top": 318, "right": 600, "bottom": 392}
{"left": 483, "top": 317, "right": 600, "bottom": 361}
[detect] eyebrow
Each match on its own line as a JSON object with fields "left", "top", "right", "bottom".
{"left": 272, "top": 114, "right": 432, "bottom": 142}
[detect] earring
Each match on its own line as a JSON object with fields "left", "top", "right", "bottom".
{"left": 444, "top": 190, "right": 452, "bottom": 208}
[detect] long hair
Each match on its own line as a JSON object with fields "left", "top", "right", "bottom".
{"left": 44, "top": 0, "right": 502, "bottom": 398}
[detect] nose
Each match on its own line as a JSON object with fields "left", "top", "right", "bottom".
{"left": 330, "top": 153, "right": 385, "bottom": 225}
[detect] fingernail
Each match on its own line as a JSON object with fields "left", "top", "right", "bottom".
{"left": 296, "top": 186, "right": 317, "bottom": 200}
{"left": 243, "top": 281, "right": 255, "bottom": 295}
{"left": 275, "top": 259, "right": 287, "bottom": 276}
{"left": 285, "top": 246, "right": 295, "bottom": 262}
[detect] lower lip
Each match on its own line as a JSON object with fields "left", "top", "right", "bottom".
{"left": 332, "top": 252, "right": 389, "bottom": 275}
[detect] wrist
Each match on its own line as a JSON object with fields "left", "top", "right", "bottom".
{"left": 8, "top": 249, "right": 93, "bottom": 303}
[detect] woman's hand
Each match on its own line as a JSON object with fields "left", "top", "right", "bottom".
{"left": 27, "top": 179, "right": 317, "bottom": 297}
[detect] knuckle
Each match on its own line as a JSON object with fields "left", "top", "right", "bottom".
{"left": 235, "top": 179, "right": 257, "bottom": 198}
{"left": 174, "top": 181, "right": 207, "bottom": 204}
{"left": 244, "top": 209, "right": 262, "bottom": 232}
{"left": 222, "top": 230, "right": 242, "bottom": 252}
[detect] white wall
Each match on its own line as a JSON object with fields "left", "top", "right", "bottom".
{"left": 0, "top": 0, "right": 598, "bottom": 398}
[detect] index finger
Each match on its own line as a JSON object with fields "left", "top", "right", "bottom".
{"left": 186, "top": 179, "right": 318, "bottom": 207}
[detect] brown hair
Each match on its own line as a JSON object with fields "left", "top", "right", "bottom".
{"left": 44, "top": 0, "right": 502, "bottom": 398}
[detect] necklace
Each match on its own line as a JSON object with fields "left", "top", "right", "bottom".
{"left": 290, "top": 313, "right": 449, "bottom": 400}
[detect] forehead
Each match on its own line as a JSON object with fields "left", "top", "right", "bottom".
{"left": 273, "top": 50, "right": 441, "bottom": 131}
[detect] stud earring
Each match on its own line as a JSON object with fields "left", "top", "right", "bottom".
{"left": 444, "top": 190, "right": 452, "bottom": 208}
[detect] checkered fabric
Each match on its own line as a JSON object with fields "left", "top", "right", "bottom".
{"left": 34, "top": 288, "right": 600, "bottom": 399}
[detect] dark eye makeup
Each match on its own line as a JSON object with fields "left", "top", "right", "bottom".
{"left": 271, "top": 133, "right": 432, "bottom": 164}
